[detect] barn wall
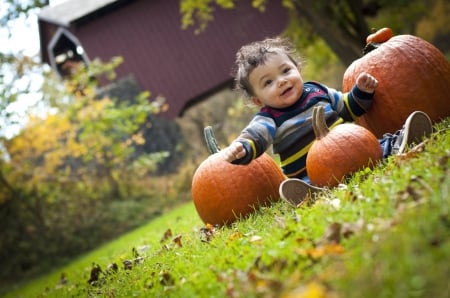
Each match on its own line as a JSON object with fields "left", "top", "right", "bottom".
{"left": 65, "top": 0, "right": 288, "bottom": 118}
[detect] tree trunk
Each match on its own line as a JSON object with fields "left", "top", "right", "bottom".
{"left": 293, "top": 0, "right": 372, "bottom": 66}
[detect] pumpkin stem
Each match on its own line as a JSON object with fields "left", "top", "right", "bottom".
{"left": 204, "top": 126, "right": 221, "bottom": 154}
{"left": 312, "top": 106, "right": 329, "bottom": 140}
{"left": 362, "top": 42, "right": 380, "bottom": 55}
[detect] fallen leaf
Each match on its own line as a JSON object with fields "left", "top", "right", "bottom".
{"left": 160, "top": 228, "right": 172, "bottom": 243}
{"left": 123, "top": 260, "right": 132, "bottom": 270}
{"left": 159, "top": 270, "right": 175, "bottom": 286}
{"left": 59, "top": 272, "right": 68, "bottom": 285}
{"left": 394, "top": 140, "right": 428, "bottom": 164}
{"left": 200, "top": 224, "right": 218, "bottom": 243}
{"left": 106, "top": 263, "right": 118, "bottom": 275}
{"left": 173, "top": 235, "right": 183, "bottom": 247}
{"left": 321, "top": 222, "right": 342, "bottom": 244}
{"left": 134, "top": 257, "right": 144, "bottom": 265}
{"left": 341, "top": 219, "right": 365, "bottom": 239}
{"left": 88, "top": 263, "right": 103, "bottom": 285}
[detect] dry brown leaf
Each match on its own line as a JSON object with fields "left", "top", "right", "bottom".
{"left": 321, "top": 222, "right": 342, "bottom": 244}
{"left": 200, "top": 223, "right": 218, "bottom": 242}
{"left": 173, "top": 235, "right": 182, "bottom": 247}
{"left": 394, "top": 139, "right": 428, "bottom": 165}
{"left": 160, "top": 228, "right": 172, "bottom": 243}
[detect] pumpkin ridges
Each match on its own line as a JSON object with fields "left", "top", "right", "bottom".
{"left": 343, "top": 34, "right": 450, "bottom": 138}
{"left": 192, "top": 131, "right": 285, "bottom": 226}
{"left": 228, "top": 157, "right": 266, "bottom": 219}
{"left": 262, "top": 154, "right": 285, "bottom": 199}
{"left": 256, "top": 155, "right": 285, "bottom": 203}
{"left": 328, "top": 126, "right": 367, "bottom": 182}
{"left": 196, "top": 126, "right": 259, "bottom": 224}
{"left": 328, "top": 133, "right": 350, "bottom": 184}
{"left": 306, "top": 106, "right": 382, "bottom": 187}
{"left": 192, "top": 155, "right": 252, "bottom": 225}
{"left": 192, "top": 157, "right": 223, "bottom": 224}
{"left": 343, "top": 127, "right": 381, "bottom": 169}
{"left": 236, "top": 157, "right": 266, "bottom": 208}
{"left": 334, "top": 129, "right": 360, "bottom": 172}
{"left": 344, "top": 41, "right": 407, "bottom": 133}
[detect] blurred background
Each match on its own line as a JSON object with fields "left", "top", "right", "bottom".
{"left": 0, "top": 0, "right": 449, "bottom": 291}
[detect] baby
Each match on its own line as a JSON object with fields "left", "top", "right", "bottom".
{"left": 220, "top": 37, "right": 432, "bottom": 206}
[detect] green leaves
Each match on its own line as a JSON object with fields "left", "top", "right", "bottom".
{"left": 0, "top": 57, "right": 172, "bottom": 282}
{"left": 180, "top": 0, "right": 214, "bottom": 33}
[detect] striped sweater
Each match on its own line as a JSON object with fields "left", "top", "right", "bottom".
{"left": 232, "top": 81, "right": 374, "bottom": 179}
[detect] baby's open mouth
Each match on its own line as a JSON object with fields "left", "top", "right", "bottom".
{"left": 281, "top": 87, "right": 292, "bottom": 96}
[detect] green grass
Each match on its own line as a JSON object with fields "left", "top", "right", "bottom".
{"left": 5, "top": 119, "right": 450, "bottom": 298}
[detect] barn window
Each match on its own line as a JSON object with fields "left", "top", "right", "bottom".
{"left": 47, "top": 27, "right": 89, "bottom": 77}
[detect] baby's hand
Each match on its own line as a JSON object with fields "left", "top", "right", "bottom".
{"left": 221, "top": 142, "right": 246, "bottom": 162}
{"left": 356, "top": 72, "right": 378, "bottom": 93}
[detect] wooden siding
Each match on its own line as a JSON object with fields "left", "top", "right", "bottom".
{"left": 38, "top": 0, "right": 288, "bottom": 118}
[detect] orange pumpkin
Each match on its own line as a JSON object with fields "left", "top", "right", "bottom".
{"left": 306, "top": 106, "right": 382, "bottom": 187}
{"left": 366, "top": 27, "right": 393, "bottom": 44}
{"left": 343, "top": 29, "right": 450, "bottom": 138}
{"left": 191, "top": 127, "right": 285, "bottom": 226}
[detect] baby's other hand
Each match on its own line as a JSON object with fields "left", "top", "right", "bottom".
{"left": 356, "top": 72, "right": 378, "bottom": 93}
{"left": 221, "top": 142, "right": 246, "bottom": 163}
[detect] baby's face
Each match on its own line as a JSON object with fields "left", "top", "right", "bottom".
{"left": 249, "top": 52, "right": 304, "bottom": 109}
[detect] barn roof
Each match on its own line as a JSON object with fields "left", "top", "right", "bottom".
{"left": 39, "top": 0, "right": 122, "bottom": 26}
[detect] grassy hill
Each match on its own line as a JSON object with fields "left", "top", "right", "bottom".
{"left": 5, "top": 118, "right": 449, "bottom": 298}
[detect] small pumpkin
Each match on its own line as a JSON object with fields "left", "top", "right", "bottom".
{"left": 366, "top": 27, "right": 393, "bottom": 44}
{"left": 343, "top": 28, "right": 450, "bottom": 138}
{"left": 306, "top": 106, "right": 382, "bottom": 187}
{"left": 191, "top": 127, "right": 285, "bottom": 226}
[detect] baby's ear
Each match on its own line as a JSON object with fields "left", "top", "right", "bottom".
{"left": 251, "top": 96, "right": 263, "bottom": 107}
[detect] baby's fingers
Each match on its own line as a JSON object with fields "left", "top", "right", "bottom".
{"left": 357, "top": 72, "right": 378, "bottom": 92}
{"left": 222, "top": 142, "right": 245, "bottom": 162}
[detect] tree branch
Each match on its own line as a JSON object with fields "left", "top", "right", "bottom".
{"left": 293, "top": 0, "right": 368, "bottom": 65}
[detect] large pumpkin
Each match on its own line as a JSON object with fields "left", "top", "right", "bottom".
{"left": 191, "top": 127, "right": 285, "bottom": 226}
{"left": 343, "top": 29, "right": 450, "bottom": 138}
{"left": 306, "top": 106, "right": 382, "bottom": 187}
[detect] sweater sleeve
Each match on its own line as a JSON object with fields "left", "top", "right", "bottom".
{"left": 326, "top": 84, "right": 374, "bottom": 122}
{"left": 345, "top": 85, "right": 374, "bottom": 118}
{"left": 230, "top": 115, "right": 275, "bottom": 165}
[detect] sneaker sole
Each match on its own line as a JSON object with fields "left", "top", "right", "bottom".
{"left": 279, "top": 178, "right": 324, "bottom": 207}
{"left": 398, "top": 111, "right": 433, "bottom": 154}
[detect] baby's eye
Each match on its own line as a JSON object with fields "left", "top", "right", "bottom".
{"left": 283, "top": 67, "right": 291, "bottom": 73}
{"left": 264, "top": 79, "right": 273, "bottom": 87}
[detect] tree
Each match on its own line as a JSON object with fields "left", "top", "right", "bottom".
{"left": 0, "top": 57, "right": 170, "bottom": 279}
{"left": 180, "top": 0, "right": 434, "bottom": 65}
{"left": 0, "top": 0, "right": 49, "bottom": 139}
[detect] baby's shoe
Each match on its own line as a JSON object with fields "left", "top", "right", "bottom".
{"left": 279, "top": 178, "right": 324, "bottom": 207}
{"left": 393, "top": 111, "right": 433, "bottom": 155}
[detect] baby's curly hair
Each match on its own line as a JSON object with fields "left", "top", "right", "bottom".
{"left": 233, "top": 37, "right": 302, "bottom": 99}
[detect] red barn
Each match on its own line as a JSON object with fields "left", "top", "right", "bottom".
{"left": 37, "top": 0, "right": 289, "bottom": 119}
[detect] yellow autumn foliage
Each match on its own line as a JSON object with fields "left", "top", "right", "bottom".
{"left": 2, "top": 78, "right": 157, "bottom": 202}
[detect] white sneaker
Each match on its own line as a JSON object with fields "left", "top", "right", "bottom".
{"left": 279, "top": 178, "right": 324, "bottom": 207}
{"left": 393, "top": 111, "right": 433, "bottom": 155}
